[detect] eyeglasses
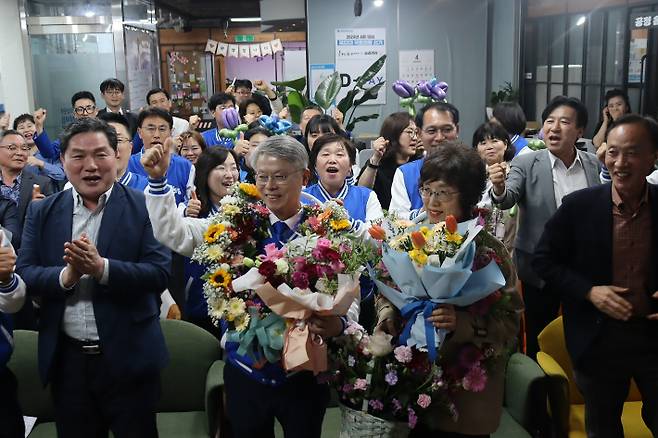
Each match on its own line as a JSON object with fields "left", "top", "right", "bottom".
{"left": 402, "top": 129, "right": 418, "bottom": 138}
{"left": 422, "top": 125, "right": 456, "bottom": 137}
{"left": 255, "top": 169, "right": 303, "bottom": 186}
{"left": 74, "top": 105, "right": 96, "bottom": 115}
{"left": 180, "top": 146, "right": 202, "bottom": 154}
{"left": 104, "top": 89, "right": 122, "bottom": 96}
{"left": 142, "top": 125, "right": 170, "bottom": 135}
{"left": 419, "top": 186, "right": 459, "bottom": 202}
{"left": 0, "top": 143, "right": 31, "bottom": 153}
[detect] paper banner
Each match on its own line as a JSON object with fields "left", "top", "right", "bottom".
{"left": 250, "top": 44, "right": 262, "bottom": 57}
{"left": 270, "top": 39, "right": 283, "bottom": 53}
{"left": 239, "top": 45, "right": 250, "bottom": 58}
{"left": 228, "top": 44, "right": 239, "bottom": 58}
{"left": 260, "top": 42, "right": 273, "bottom": 56}
{"left": 205, "top": 39, "right": 218, "bottom": 54}
{"left": 216, "top": 42, "right": 228, "bottom": 56}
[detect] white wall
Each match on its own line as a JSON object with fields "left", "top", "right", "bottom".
{"left": 0, "top": 0, "right": 34, "bottom": 116}
{"left": 306, "top": 0, "right": 490, "bottom": 140}
{"left": 490, "top": 0, "right": 521, "bottom": 95}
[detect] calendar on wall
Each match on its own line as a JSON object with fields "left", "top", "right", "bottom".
{"left": 399, "top": 50, "right": 435, "bottom": 83}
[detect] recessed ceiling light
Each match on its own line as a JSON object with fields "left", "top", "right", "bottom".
{"left": 84, "top": 10, "right": 95, "bottom": 17}
{"left": 576, "top": 16, "right": 586, "bottom": 26}
{"left": 373, "top": 0, "right": 384, "bottom": 7}
{"left": 230, "top": 17, "right": 261, "bottom": 22}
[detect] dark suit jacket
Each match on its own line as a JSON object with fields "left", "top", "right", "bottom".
{"left": 0, "top": 197, "right": 20, "bottom": 248}
{"left": 16, "top": 183, "right": 171, "bottom": 384}
{"left": 533, "top": 183, "right": 658, "bottom": 367}
{"left": 18, "top": 169, "right": 55, "bottom": 227}
{"left": 98, "top": 108, "right": 139, "bottom": 136}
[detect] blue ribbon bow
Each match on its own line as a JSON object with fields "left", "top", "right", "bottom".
{"left": 399, "top": 300, "right": 442, "bottom": 361}
{"left": 227, "top": 308, "right": 286, "bottom": 364}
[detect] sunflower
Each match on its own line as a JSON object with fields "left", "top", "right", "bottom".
{"left": 330, "top": 219, "right": 351, "bottom": 231}
{"left": 239, "top": 183, "right": 260, "bottom": 199}
{"left": 204, "top": 223, "right": 226, "bottom": 243}
{"left": 209, "top": 267, "right": 232, "bottom": 289}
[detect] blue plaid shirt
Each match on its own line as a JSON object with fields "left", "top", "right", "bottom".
{"left": 0, "top": 172, "right": 21, "bottom": 206}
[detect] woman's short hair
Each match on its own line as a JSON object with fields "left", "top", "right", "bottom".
{"left": 238, "top": 97, "right": 268, "bottom": 121}
{"left": 244, "top": 126, "right": 273, "bottom": 141}
{"left": 379, "top": 112, "right": 414, "bottom": 161}
{"left": 304, "top": 114, "right": 343, "bottom": 138}
{"left": 309, "top": 133, "right": 357, "bottom": 170}
{"left": 194, "top": 147, "right": 239, "bottom": 217}
{"left": 419, "top": 141, "right": 486, "bottom": 218}
{"left": 492, "top": 101, "right": 527, "bottom": 136}
{"left": 604, "top": 89, "right": 631, "bottom": 113}
{"left": 178, "top": 130, "right": 207, "bottom": 152}
{"left": 249, "top": 135, "right": 308, "bottom": 171}
{"left": 472, "top": 122, "right": 515, "bottom": 162}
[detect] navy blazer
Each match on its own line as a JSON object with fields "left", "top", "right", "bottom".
{"left": 16, "top": 183, "right": 171, "bottom": 384}
{"left": 533, "top": 183, "right": 658, "bottom": 367}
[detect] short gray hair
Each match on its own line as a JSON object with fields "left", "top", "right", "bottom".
{"left": 249, "top": 135, "right": 309, "bottom": 170}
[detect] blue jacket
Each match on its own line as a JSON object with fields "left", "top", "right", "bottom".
{"left": 33, "top": 130, "right": 61, "bottom": 159}
{"left": 119, "top": 171, "right": 148, "bottom": 191}
{"left": 399, "top": 158, "right": 424, "bottom": 212}
{"left": 16, "top": 183, "right": 171, "bottom": 383}
{"left": 0, "top": 276, "right": 24, "bottom": 368}
{"left": 128, "top": 152, "right": 192, "bottom": 205}
{"left": 202, "top": 129, "right": 234, "bottom": 148}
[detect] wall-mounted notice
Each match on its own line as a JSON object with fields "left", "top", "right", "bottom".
{"left": 335, "top": 28, "right": 386, "bottom": 105}
{"left": 399, "top": 49, "right": 434, "bottom": 83}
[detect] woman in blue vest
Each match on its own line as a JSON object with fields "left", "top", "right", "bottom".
{"left": 304, "top": 133, "right": 383, "bottom": 329}
{"left": 183, "top": 148, "right": 240, "bottom": 338}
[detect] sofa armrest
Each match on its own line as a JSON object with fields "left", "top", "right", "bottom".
{"left": 536, "top": 351, "right": 570, "bottom": 438}
{"left": 204, "top": 360, "right": 225, "bottom": 437}
{"left": 504, "top": 353, "right": 549, "bottom": 436}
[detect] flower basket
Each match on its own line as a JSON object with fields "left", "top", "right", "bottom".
{"left": 339, "top": 404, "right": 410, "bottom": 438}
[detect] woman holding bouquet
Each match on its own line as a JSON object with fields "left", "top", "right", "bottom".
{"left": 376, "top": 142, "right": 523, "bottom": 437}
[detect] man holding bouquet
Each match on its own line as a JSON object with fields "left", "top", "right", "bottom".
{"left": 141, "top": 135, "right": 356, "bottom": 438}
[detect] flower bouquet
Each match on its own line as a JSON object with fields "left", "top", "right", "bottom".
{"left": 229, "top": 200, "right": 378, "bottom": 373}
{"left": 367, "top": 213, "right": 507, "bottom": 362}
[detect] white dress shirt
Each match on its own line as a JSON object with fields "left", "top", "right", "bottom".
{"left": 548, "top": 149, "right": 588, "bottom": 208}
{"left": 59, "top": 186, "right": 112, "bottom": 341}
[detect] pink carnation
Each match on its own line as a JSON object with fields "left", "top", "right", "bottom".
{"left": 394, "top": 345, "right": 413, "bottom": 363}
{"left": 417, "top": 394, "right": 432, "bottom": 409}
{"left": 261, "top": 243, "right": 286, "bottom": 261}
{"left": 353, "top": 378, "right": 368, "bottom": 390}
{"left": 462, "top": 365, "right": 487, "bottom": 392}
{"left": 316, "top": 238, "right": 331, "bottom": 248}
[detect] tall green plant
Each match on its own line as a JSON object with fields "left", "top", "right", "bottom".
{"left": 272, "top": 77, "right": 310, "bottom": 124}
{"left": 490, "top": 82, "right": 519, "bottom": 106}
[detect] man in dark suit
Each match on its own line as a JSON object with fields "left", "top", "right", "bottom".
{"left": 0, "top": 130, "right": 55, "bottom": 227}
{"left": 489, "top": 96, "right": 602, "bottom": 358}
{"left": 98, "top": 78, "right": 138, "bottom": 136}
{"left": 534, "top": 114, "right": 658, "bottom": 437}
{"left": 17, "top": 118, "right": 171, "bottom": 437}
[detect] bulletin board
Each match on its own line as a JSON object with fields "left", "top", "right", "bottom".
{"left": 166, "top": 50, "right": 210, "bottom": 118}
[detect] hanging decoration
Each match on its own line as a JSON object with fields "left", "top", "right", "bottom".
{"left": 204, "top": 38, "right": 284, "bottom": 58}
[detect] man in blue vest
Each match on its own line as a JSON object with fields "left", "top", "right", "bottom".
{"left": 389, "top": 102, "right": 460, "bottom": 218}
{"left": 0, "top": 234, "right": 27, "bottom": 437}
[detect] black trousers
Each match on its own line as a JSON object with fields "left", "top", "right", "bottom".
{"left": 51, "top": 337, "right": 161, "bottom": 438}
{"left": 522, "top": 282, "right": 561, "bottom": 360}
{"left": 223, "top": 362, "right": 329, "bottom": 438}
{"left": 574, "top": 319, "right": 658, "bottom": 438}
{"left": 0, "top": 367, "right": 24, "bottom": 438}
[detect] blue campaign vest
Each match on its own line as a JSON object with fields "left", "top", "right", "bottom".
{"left": 400, "top": 158, "right": 424, "bottom": 211}
{"left": 0, "top": 313, "right": 13, "bottom": 368}
{"left": 303, "top": 183, "right": 372, "bottom": 221}
{"left": 202, "top": 129, "right": 235, "bottom": 148}
{"left": 119, "top": 171, "right": 148, "bottom": 191}
{"left": 128, "top": 153, "right": 192, "bottom": 204}
{"left": 512, "top": 135, "right": 529, "bottom": 157}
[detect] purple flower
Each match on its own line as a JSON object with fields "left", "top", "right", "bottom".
{"left": 341, "top": 383, "right": 354, "bottom": 393}
{"left": 463, "top": 364, "right": 488, "bottom": 392}
{"left": 384, "top": 371, "right": 398, "bottom": 386}
{"left": 417, "top": 394, "right": 432, "bottom": 409}
{"left": 437, "top": 81, "right": 449, "bottom": 91}
{"left": 392, "top": 80, "right": 415, "bottom": 98}
{"left": 417, "top": 80, "right": 433, "bottom": 97}
{"left": 292, "top": 271, "right": 310, "bottom": 289}
{"left": 368, "top": 399, "right": 384, "bottom": 411}
{"left": 430, "top": 86, "right": 447, "bottom": 101}
{"left": 391, "top": 398, "right": 402, "bottom": 414}
{"left": 408, "top": 408, "right": 418, "bottom": 429}
{"left": 394, "top": 345, "right": 413, "bottom": 363}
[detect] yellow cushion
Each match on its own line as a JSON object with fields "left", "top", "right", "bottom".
{"left": 569, "top": 402, "right": 652, "bottom": 438}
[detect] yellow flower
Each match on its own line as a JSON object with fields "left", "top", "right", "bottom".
{"left": 226, "top": 297, "right": 246, "bottom": 321}
{"left": 409, "top": 249, "right": 428, "bottom": 265}
{"left": 330, "top": 219, "right": 350, "bottom": 231}
{"left": 222, "top": 204, "right": 240, "bottom": 215}
{"left": 209, "top": 267, "right": 231, "bottom": 289}
{"left": 204, "top": 223, "right": 226, "bottom": 243}
{"left": 234, "top": 312, "right": 250, "bottom": 331}
{"left": 239, "top": 183, "right": 260, "bottom": 199}
{"left": 445, "top": 232, "right": 463, "bottom": 245}
{"left": 206, "top": 245, "right": 224, "bottom": 261}
{"left": 209, "top": 298, "right": 228, "bottom": 320}
{"left": 419, "top": 226, "right": 431, "bottom": 238}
